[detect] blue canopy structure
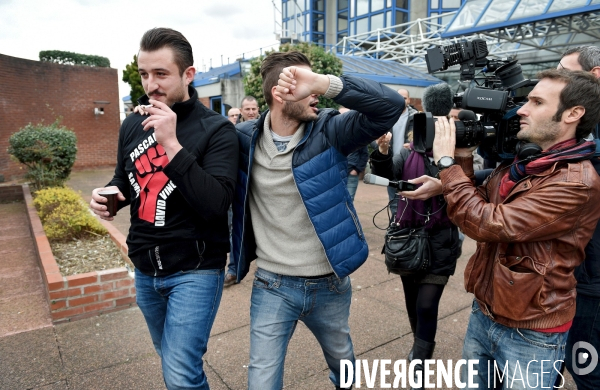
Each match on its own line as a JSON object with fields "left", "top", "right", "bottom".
{"left": 443, "top": 0, "right": 600, "bottom": 38}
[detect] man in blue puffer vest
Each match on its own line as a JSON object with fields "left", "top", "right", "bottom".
{"left": 230, "top": 51, "right": 404, "bottom": 390}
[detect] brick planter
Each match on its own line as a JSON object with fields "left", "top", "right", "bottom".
{"left": 22, "top": 184, "right": 136, "bottom": 324}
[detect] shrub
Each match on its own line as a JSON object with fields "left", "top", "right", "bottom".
{"left": 33, "top": 187, "right": 107, "bottom": 241}
{"left": 39, "top": 50, "right": 110, "bottom": 67}
{"left": 8, "top": 119, "right": 77, "bottom": 190}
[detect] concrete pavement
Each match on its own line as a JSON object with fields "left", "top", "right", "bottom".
{"left": 0, "top": 167, "right": 577, "bottom": 389}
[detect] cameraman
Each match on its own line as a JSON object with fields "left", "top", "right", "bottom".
{"left": 433, "top": 69, "right": 600, "bottom": 388}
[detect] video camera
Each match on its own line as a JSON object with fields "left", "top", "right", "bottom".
{"left": 414, "top": 38, "right": 538, "bottom": 161}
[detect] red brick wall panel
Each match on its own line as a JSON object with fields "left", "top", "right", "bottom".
{"left": 0, "top": 54, "right": 121, "bottom": 181}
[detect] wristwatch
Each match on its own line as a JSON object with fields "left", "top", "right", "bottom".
{"left": 436, "top": 156, "right": 455, "bottom": 172}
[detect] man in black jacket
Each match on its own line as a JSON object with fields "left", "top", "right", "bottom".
{"left": 557, "top": 45, "right": 600, "bottom": 388}
{"left": 90, "top": 27, "right": 238, "bottom": 390}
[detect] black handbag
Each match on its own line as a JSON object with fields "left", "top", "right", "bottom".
{"left": 382, "top": 224, "right": 432, "bottom": 275}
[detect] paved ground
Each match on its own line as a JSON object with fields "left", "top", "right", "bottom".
{"left": 0, "top": 167, "right": 577, "bottom": 389}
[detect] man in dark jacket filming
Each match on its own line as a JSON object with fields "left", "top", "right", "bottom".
{"left": 230, "top": 51, "right": 403, "bottom": 390}
{"left": 432, "top": 69, "right": 600, "bottom": 388}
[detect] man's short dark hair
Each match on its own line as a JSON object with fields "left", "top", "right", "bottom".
{"left": 241, "top": 96, "right": 258, "bottom": 106}
{"left": 537, "top": 68, "right": 600, "bottom": 139}
{"left": 139, "top": 27, "right": 193, "bottom": 76}
{"left": 562, "top": 46, "right": 600, "bottom": 71}
{"left": 260, "top": 51, "right": 312, "bottom": 107}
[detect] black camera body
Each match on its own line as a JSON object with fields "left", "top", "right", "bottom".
{"left": 417, "top": 39, "right": 538, "bottom": 161}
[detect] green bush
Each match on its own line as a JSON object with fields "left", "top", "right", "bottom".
{"left": 33, "top": 187, "right": 107, "bottom": 241}
{"left": 8, "top": 119, "right": 77, "bottom": 189}
{"left": 39, "top": 50, "right": 110, "bottom": 67}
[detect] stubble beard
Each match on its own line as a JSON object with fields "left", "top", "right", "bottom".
{"left": 517, "top": 117, "right": 562, "bottom": 147}
{"left": 283, "top": 101, "right": 318, "bottom": 123}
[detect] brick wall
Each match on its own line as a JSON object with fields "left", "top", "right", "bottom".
{"left": 22, "top": 184, "right": 136, "bottom": 324}
{"left": 199, "top": 97, "right": 210, "bottom": 108}
{"left": 0, "top": 54, "right": 121, "bottom": 182}
{"left": 0, "top": 184, "right": 24, "bottom": 202}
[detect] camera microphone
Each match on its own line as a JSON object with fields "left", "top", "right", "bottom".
{"left": 458, "top": 110, "right": 477, "bottom": 121}
{"left": 422, "top": 83, "right": 454, "bottom": 116}
{"left": 363, "top": 174, "right": 417, "bottom": 191}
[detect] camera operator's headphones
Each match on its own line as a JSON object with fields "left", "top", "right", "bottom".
{"left": 514, "top": 139, "right": 588, "bottom": 163}
{"left": 515, "top": 141, "right": 543, "bottom": 160}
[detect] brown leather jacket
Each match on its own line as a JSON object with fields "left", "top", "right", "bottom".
{"left": 441, "top": 157, "right": 600, "bottom": 329}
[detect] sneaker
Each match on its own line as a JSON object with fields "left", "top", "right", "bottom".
{"left": 224, "top": 273, "right": 237, "bottom": 287}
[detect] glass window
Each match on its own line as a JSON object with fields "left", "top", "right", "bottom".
{"left": 548, "top": 0, "right": 588, "bottom": 12}
{"left": 386, "top": 10, "right": 392, "bottom": 27}
{"left": 357, "top": 0, "right": 369, "bottom": 15}
{"left": 356, "top": 17, "right": 369, "bottom": 35}
{"left": 313, "top": 0, "right": 324, "bottom": 12}
{"left": 441, "top": 12, "right": 455, "bottom": 26}
{"left": 371, "top": 13, "right": 385, "bottom": 30}
{"left": 313, "top": 14, "right": 324, "bottom": 32}
{"left": 396, "top": 0, "right": 408, "bottom": 9}
{"left": 431, "top": 0, "right": 439, "bottom": 8}
{"left": 297, "top": 0, "right": 305, "bottom": 12}
{"left": 211, "top": 97, "right": 222, "bottom": 115}
{"left": 350, "top": 0, "right": 355, "bottom": 17}
{"left": 447, "top": 0, "right": 488, "bottom": 31}
{"left": 372, "top": 0, "right": 385, "bottom": 12}
{"left": 338, "top": 11, "right": 348, "bottom": 30}
{"left": 387, "top": 0, "right": 392, "bottom": 7}
{"left": 478, "top": 0, "right": 518, "bottom": 26}
{"left": 338, "top": 0, "right": 348, "bottom": 10}
{"left": 510, "top": 0, "right": 552, "bottom": 20}
{"left": 395, "top": 11, "right": 408, "bottom": 25}
{"left": 442, "top": 0, "right": 462, "bottom": 7}
{"left": 592, "top": 0, "right": 600, "bottom": 4}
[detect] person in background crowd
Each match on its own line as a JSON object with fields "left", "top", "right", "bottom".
{"left": 555, "top": 45, "right": 600, "bottom": 389}
{"left": 227, "top": 107, "right": 240, "bottom": 125}
{"left": 240, "top": 96, "right": 259, "bottom": 122}
{"left": 370, "top": 84, "right": 461, "bottom": 390}
{"left": 339, "top": 106, "right": 369, "bottom": 201}
{"left": 385, "top": 88, "right": 418, "bottom": 216}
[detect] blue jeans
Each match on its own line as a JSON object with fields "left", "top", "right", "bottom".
{"left": 565, "top": 293, "right": 600, "bottom": 388}
{"left": 248, "top": 268, "right": 355, "bottom": 390}
{"left": 346, "top": 173, "right": 359, "bottom": 201}
{"left": 135, "top": 268, "right": 224, "bottom": 390}
{"left": 461, "top": 300, "right": 567, "bottom": 389}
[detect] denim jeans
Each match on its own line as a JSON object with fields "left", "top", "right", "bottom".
{"left": 248, "top": 268, "right": 355, "bottom": 390}
{"left": 565, "top": 293, "right": 600, "bottom": 388}
{"left": 135, "top": 268, "right": 224, "bottom": 390}
{"left": 346, "top": 173, "right": 359, "bottom": 201}
{"left": 461, "top": 300, "right": 567, "bottom": 389}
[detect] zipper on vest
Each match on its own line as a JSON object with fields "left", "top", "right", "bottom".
{"left": 239, "top": 131, "right": 259, "bottom": 271}
{"left": 346, "top": 202, "right": 364, "bottom": 240}
{"left": 291, "top": 167, "right": 337, "bottom": 278}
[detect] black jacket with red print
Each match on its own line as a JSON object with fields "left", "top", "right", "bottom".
{"left": 108, "top": 87, "right": 238, "bottom": 276}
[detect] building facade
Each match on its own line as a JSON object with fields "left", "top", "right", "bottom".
{"left": 279, "top": 0, "right": 466, "bottom": 48}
